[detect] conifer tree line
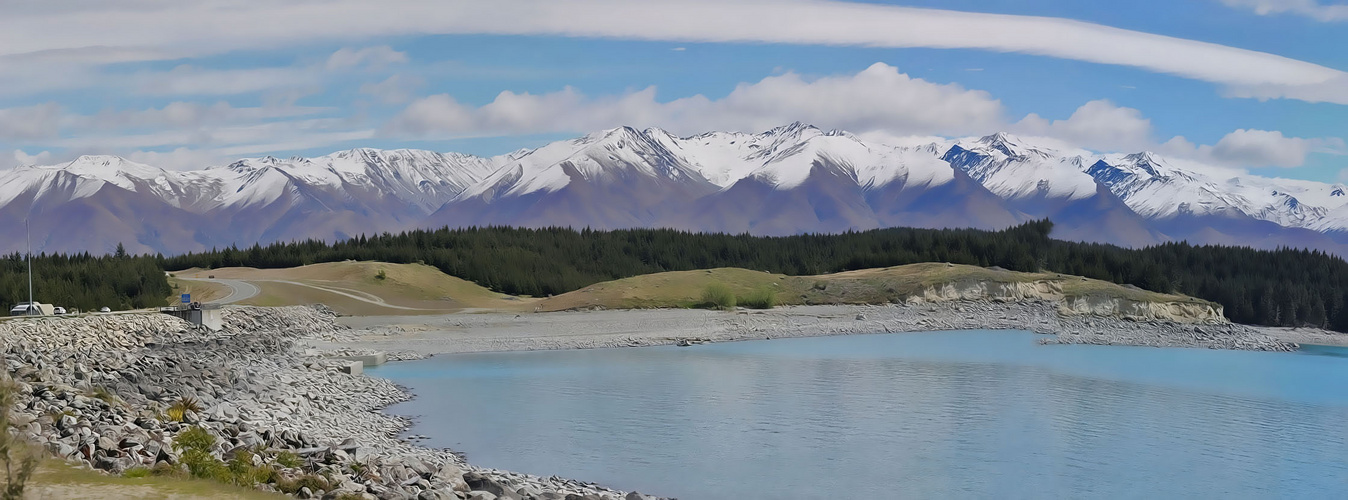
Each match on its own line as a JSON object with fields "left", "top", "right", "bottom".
{"left": 0, "top": 244, "right": 171, "bottom": 313}
{"left": 158, "top": 221, "right": 1348, "bottom": 331}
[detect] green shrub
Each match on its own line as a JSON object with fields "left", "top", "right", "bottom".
{"left": 170, "top": 396, "right": 202, "bottom": 414}
{"left": 375, "top": 269, "right": 387, "bottom": 280}
{"left": 180, "top": 449, "right": 229, "bottom": 481}
{"left": 276, "top": 474, "right": 329, "bottom": 495}
{"left": 172, "top": 426, "right": 215, "bottom": 453}
{"left": 737, "top": 287, "right": 777, "bottom": 309}
{"left": 274, "top": 450, "right": 302, "bottom": 468}
{"left": 700, "top": 283, "right": 736, "bottom": 310}
{"left": 122, "top": 466, "right": 153, "bottom": 478}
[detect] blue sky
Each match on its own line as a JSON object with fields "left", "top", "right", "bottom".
{"left": 0, "top": 0, "right": 1345, "bottom": 182}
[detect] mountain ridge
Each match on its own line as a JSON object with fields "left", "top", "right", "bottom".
{"left": 4, "top": 124, "right": 1348, "bottom": 256}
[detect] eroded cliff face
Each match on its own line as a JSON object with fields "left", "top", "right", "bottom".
{"left": 915, "top": 280, "right": 1064, "bottom": 302}
{"left": 1057, "top": 297, "right": 1226, "bottom": 324}
{"left": 906, "top": 279, "right": 1226, "bottom": 324}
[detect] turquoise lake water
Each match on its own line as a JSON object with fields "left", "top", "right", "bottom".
{"left": 370, "top": 331, "right": 1348, "bottom": 499}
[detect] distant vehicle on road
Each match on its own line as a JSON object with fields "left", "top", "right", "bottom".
{"left": 99, "top": 307, "right": 111, "bottom": 313}
{"left": 9, "top": 302, "right": 54, "bottom": 316}
{"left": 52, "top": 307, "right": 66, "bottom": 315}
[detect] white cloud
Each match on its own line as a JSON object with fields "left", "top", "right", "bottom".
{"left": 359, "top": 75, "right": 425, "bottom": 104}
{"left": 132, "top": 65, "right": 324, "bottom": 96}
{"left": 1014, "top": 100, "right": 1154, "bottom": 152}
{"left": 0, "top": 1, "right": 1343, "bottom": 102}
{"left": 79, "top": 101, "right": 328, "bottom": 130}
{"left": 1153, "top": 129, "right": 1345, "bottom": 169}
{"left": 10, "top": 149, "right": 53, "bottom": 168}
{"left": 0, "top": 103, "right": 62, "bottom": 141}
{"left": 385, "top": 63, "right": 1347, "bottom": 171}
{"left": 1220, "top": 0, "right": 1348, "bottom": 21}
{"left": 1010, "top": 100, "right": 1343, "bottom": 169}
{"left": 386, "top": 62, "right": 1004, "bottom": 138}
{"left": 120, "top": 147, "right": 229, "bottom": 171}
{"left": 326, "top": 46, "right": 409, "bottom": 71}
{"left": 1208, "top": 129, "right": 1341, "bottom": 167}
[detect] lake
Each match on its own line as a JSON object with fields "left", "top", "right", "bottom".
{"left": 370, "top": 331, "right": 1348, "bottom": 499}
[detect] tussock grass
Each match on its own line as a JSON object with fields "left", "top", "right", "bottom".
{"left": 700, "top": 283, "right": 736, "bottom": 310}
{"left": 737, "top": 287, "right": 778, "bottom": 309}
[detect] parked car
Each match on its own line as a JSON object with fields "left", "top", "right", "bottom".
{"left": 99, "top": 307, "right": 111, "bottom": 313}
{"left": 52, "top": 307, "right": 66, "bottom": 315}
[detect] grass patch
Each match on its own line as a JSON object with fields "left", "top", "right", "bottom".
{"left": 32, "top": 458, "right": 283, "bottom": 499}
{"left": 737, "top": 287, "right": 778, "bottom": 309}
{"left": 700, "top": 283, "right": 736, "bottom": 310}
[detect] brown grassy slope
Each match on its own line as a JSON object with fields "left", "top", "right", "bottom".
{"left": 535, "top": 262, "right": 1211, "bottom": 312}
{"left": 175, "top": 262, "right": 533, "bottom": 315}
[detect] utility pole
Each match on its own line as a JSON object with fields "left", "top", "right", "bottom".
{"left": 26, "top": 219, "right": 33, "bottom": 311}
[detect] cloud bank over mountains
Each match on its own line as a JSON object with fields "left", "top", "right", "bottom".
{"left": 0, "top": 1, "right": 1342, "bottom": 183}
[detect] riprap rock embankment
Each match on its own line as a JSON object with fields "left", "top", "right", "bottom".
{"left": 0, "top": 307, "right": 657, "bottom": 500}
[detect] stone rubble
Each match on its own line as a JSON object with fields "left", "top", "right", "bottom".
{"left": 0, "top": 306, "right": 660, "bottom": 500}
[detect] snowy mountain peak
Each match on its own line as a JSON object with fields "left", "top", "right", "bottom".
{"left": 57, "top": 155, "right": 171, "bottom": 189}
{"left": 763, "top": 121, "right": 818, "bottom": 137}
{"left": 973, "top": 132, "right": 1040, "bottom": 158}
{"left": 1120, "top": 152, "right": 1168, "bottom": 177}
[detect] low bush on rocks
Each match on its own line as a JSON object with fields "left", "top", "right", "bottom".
{"left": 275, "top": 473, "right": 329, "bottom": 495}
{"left": 274, "top": 450, "right": 302, "bottom": 468}
{"left": 172, "top": 427, "right": 278, "bottom": 487}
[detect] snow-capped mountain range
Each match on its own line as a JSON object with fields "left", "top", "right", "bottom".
{"left": 4, "top": 123, "right": 1348, "bottom": 256}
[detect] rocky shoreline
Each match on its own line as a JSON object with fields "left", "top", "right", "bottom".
{"left": 0, "top": 306, "right": 659, "bottom": 500}
{"left": 0, "top": 300, "right": 1300, "bottom": 500}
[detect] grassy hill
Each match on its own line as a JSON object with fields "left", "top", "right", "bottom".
{"left": 534, "top": 262, "right": 1211, "bottom": 312}
{"left": 173, "top": 261, "right": 532, "bottom": 315}
{"left": 164, "top": 261, "right": 1215, "bottom": 317}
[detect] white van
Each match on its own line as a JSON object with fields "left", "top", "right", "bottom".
{"left": 9, "top": 302, "right": 53, "bottom": 316}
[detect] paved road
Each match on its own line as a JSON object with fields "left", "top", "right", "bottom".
{"left": 180, "top": 278, "right": 260, "bottom": 304}
{"left": 269, "top": 280, "right": 434, "bottom": 310}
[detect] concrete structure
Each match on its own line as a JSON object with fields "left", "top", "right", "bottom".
{"left": 338, "top": 360, "right": 363, "bottom": 375}
{"left": 340, "top": 352, "right": 387, "bottom": 367}
{"left": 161, "top": 304, "right": 223, "bottom": 331}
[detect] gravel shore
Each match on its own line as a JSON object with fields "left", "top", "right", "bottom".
{"left": 318, "top": 300, "right": 1297, "bottom": 357}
